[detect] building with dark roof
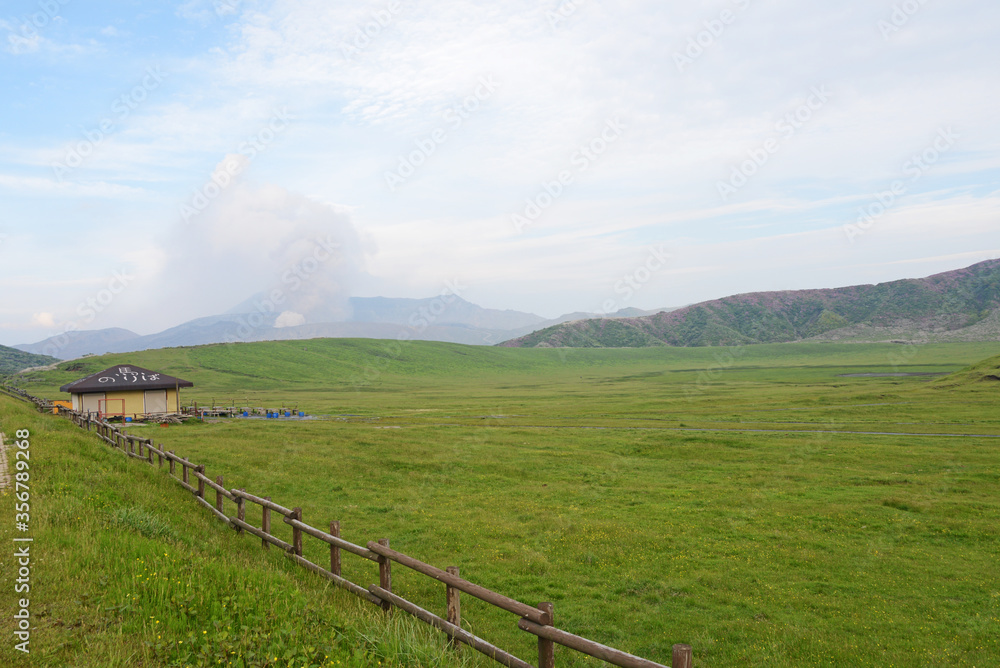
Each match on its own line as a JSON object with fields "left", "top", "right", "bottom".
{"left": 59, "top": 365, "right": 193, "bottom": 418}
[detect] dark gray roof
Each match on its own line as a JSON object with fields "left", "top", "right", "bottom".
{"left": 60, "top": 365, "right": 194, "bottom": 393}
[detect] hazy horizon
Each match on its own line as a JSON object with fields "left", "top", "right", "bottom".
{"left": 3, "top": 1, "right": 999, "bottom": 346}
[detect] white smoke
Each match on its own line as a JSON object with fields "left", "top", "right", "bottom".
{"left": 156, "top": 155, "right": 369, "bottom": 325}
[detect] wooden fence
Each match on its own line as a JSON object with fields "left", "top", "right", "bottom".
{"left": 3, "top": 385, "right": 692, "bottom": 668}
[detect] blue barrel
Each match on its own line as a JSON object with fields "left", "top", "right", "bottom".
{"left": 125, "top": 416, "right": 132, "bottom": 422}
{"left": 285, "top": 411, "right": 291, "bottom": 417}
{"left": 266, "top": 412, "right": 272, "bottom": 418}
{"left": 243, "top": 411, "right": 249, "bottom": 417}
{"left": 298, "top": 411, "right": 304, "bottom": 417}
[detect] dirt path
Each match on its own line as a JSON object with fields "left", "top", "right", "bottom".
{"left": 0, "top": 432, "right": 10, "bottom": 490}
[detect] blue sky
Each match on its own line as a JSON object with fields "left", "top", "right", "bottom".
{"left": 2, "top": 0, "right": 999, "bottom": 345}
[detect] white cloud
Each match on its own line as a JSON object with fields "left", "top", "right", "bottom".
{"left": 274, "top": 310, "right": 306, "bottom": 327}
{"left": 31, "top": 312, "right": 56, "bottom": 328}
{"left": 2, "top": 0, "right": 1000, "bottom": 342}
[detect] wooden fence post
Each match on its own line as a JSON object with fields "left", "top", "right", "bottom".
{"left": 292, "top": 508, "right": 303, "bottom": 556}
{"left": 196, "top": 465, "right": 206, "bottom": 498}
{"left": 262, "top": 497, "right": 271, "bottom": 550}
{"left": 236, "top": 489, "right": 245, "bottom": 534}
{"left": 446, "top": 566, "right": 461, "bottom": 648}
{"left": 146, "top": 440, "right": 154, "bottom": 464}
{"left": 215, "top": 476, "right": 224, "bottom": 513}
{"left": 330, "top": 521, "right": 341, "bottom": 577}
{"left": 378, "top": 538, "right": 392, "bottom": 611}
{"left": 672, "top": 644, "right": 692, "bottom": 668}
{"left": 538, "top": 602, "right": 555, "bottom": 668}
{"left": 182, "top": 458, "right": 189, "bottom": 485}
{"left": 169, "top": 451, "right": 176, "bottom": 476}
{"left": 157, "top": 445, "right": 163, "bottom": 468}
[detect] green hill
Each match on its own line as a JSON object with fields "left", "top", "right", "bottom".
{"left": 0, "top": 343, "right": 58, "bottom": 375}
{"left": 934, "top": 352, "right": 1000, "bottom": 388}
{"left": 0, "top": 394, "right": 466, "bottom": 667}
{"left": 10, "top": 338, "right": 584, "bottom": 399}
{"left": 503, "top": 258, "right": 1000, "bottom": 348}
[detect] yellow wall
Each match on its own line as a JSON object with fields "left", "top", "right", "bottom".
{"left": 73, "top": 388, "right": 183, "bottom": 417}
{"left": 104, "top": 390, "right": 145, "bottom": 416}
{"left": 166, "top": 388, "right": 180, "bottom": 413}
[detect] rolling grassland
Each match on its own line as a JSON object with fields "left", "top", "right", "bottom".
{"left": 7, "top": 339, "right": 1000, "bottom": 666}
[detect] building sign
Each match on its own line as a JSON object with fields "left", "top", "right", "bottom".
{"left": 96, "top": 366, "right": 162, "bottom": 384}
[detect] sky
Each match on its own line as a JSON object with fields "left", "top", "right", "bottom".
{"left": 2, "top": 0, "right": 999, "bottom": 346}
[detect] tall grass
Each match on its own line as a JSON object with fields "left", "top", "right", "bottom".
{"left": 0, "top": 397, "right": 479, "bottom": 668}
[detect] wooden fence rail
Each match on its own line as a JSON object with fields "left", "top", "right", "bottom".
{"left": 2, "top": 388, "right": 692, "bottom": 668}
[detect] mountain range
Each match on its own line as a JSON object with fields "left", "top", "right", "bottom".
{"left": 13, "top": 296, "right": 672, "bottom": 361}
{"left": 14, "top": 259, "right": 1000, "bottom": 360}
{"left": 502, "top": 259, "right": 1000, "bottom": 348}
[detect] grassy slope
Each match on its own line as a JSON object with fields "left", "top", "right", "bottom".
{"left": 7, "top": 339, "right": 1000, "bottom": 666}
{"left": 933, "top": 352, "right": 1000, "bottom": 387}
{"left": 504, "top": 259, "right": 1000, "bottom": 348}
{"left": 0, "top": 344, "right": 58, "bottom": 375}
{"left": 0, "top": 396, "right": 476, "bottom": 668}
{"left": 14, "top": 337, "right": 1000, "bottom": 414}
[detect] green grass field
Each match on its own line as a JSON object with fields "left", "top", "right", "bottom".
{"left": 0, "top": 392, "right": 480, "bottom": 668}
{"left": 5, "top": 339, "right": 1000, "bottom": 666}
